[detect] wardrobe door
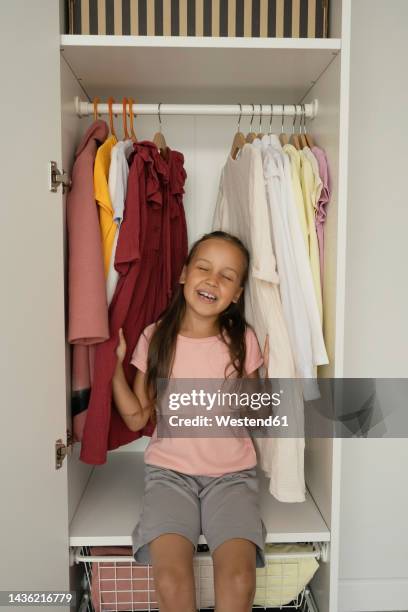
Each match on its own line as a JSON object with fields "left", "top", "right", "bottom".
{"left": 340, "top": 1, "right": 408, "bottom": 610}
{"left": 0, "top": 0, "right": 71, "bottom": 596}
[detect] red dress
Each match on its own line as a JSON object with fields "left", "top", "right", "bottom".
{"left": 80, "top": 142, "right": 187, "bottom": 465}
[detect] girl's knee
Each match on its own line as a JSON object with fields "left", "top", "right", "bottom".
{"left": 153, "top": 565, "right": 194, "bottom": 604}
{"left": 216, "top": 565, "right": 256, "bottom": 600}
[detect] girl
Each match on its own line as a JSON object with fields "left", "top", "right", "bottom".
{"left": 113, "top": 230, "right": 269, "bottom": 612}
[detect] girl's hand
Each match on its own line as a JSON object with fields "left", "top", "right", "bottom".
{"left": 263, "top": 334, "right": 270, "bottom": 375}
{"left": 116, "top": 327, "right": 127, "bottom": 364}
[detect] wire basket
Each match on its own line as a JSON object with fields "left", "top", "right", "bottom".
{"left": 74, "top": 543, "right": 321, "bottom": 612}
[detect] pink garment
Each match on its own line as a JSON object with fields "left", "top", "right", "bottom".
{"left": 66, "top": 120, "right": 110, "bottom": 442}
{"left": 131, "top": 323, "right": 264, "bottom": 476}
{"left": 89, "top": 546, "right": 158, "bottom": 612}
{"left": 311, "top": 146, "right": 331, "bottom": 288}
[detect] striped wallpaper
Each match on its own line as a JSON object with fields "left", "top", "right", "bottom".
{"left": 69, "top": 0, "right": 328, "bottom": 38}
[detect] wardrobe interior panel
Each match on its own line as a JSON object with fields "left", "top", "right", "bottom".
{"left": 61, "top": 55, "right": 95, "bottom": 524}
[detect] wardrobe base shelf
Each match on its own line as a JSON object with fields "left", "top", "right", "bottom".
{"left": 69, "top": 452, "right": 330, "bottom": 547}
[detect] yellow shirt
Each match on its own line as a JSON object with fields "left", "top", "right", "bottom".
{"left": 283, "top": 144, "right": 308, "bottom": 252}
{"left": 94, "top": 135, "right": 118, "bottom": 278}
{"left": 299, "top": 151, "right": 323, "bottom": 322}
{"left": 302, "top": 146, "right": 323, "bottom": 217}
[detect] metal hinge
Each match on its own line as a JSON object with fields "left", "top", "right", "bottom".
{"left": 49, "top": 161, "right": 72, "bottom": 193}
{"left": 55, "top": 431, "right": 74, "bottom": 470}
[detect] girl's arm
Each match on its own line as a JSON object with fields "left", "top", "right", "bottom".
{"left": 112, "top": 328, "right": 155, "bottom": 432}
{"left": 240, "top": 334, "right": 269, "bottom": 419}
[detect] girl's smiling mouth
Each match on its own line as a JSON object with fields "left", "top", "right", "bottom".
{"left": 196, "top": 289, "right": 218, "bottom": 303}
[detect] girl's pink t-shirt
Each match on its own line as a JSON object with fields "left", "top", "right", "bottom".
{"left": 130, "top": 322, "right": 264, "bottom": 476}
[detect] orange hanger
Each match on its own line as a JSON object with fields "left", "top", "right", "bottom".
{"left": 93, "top": 97, "right": 100, "bottom": 121}
{"left": 107, "top": 97, "right": 116, "bottom": 138}
{"left": 122, "top": 97, "right": 129, "bottom": 140}
{"left": 128, "top": 97, "right": 137, "bottom": 141}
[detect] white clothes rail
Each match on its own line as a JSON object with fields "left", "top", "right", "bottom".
{"left": 75, "top": 96, "right": 318, "bottom": 119}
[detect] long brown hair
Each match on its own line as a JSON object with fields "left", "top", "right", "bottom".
{"left": 144, "top": 231, "right": 251, "bottom": 418}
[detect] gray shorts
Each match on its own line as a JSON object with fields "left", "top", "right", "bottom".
{"left": 131, "top": 463, "right": 267, "bottom": 568}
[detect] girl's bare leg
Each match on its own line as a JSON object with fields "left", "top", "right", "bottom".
{"left": 149, "top": 533, "right": 196, "bottom": 612}
{"left": 212, "top": 538, "right": 257, "bottom": 612}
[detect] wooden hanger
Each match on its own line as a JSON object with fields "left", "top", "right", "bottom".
{"left": 93, "top": 97, "right": 100, "bottom": 122}
{"left": 246, "top": 104, "right": 257, "bottom": 143}
{"left": 302, "top": 103, "right": 315, "bottom": 148}
{"left": 279, "top": 104, "right": 289, "bottom": 146}
{"left": 107, "top": 97, "right": 117, "bottom": 138}
{"left": 153, "top": 103, "right": 168, "bottom": 155}
{"left": 122, "top": 97, "right": 130, "bottom": 140}
{"left": 299, "top": 104, "right": 308, "bottom": 149}
{"left": 256, "top": 104, "right": 264, "bottom": 139}
{"left": 230, "top": 103, "right": 246, "bottom": 160}
{"left": 290, "top": 104, "right": 301, "bottom": 150}
{"left": 128, "top": 97, "right": 137, "bottom": 141}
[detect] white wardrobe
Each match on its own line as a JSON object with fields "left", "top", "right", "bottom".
{"left": 1, "top": 1, "right": 407, "bottom": 611}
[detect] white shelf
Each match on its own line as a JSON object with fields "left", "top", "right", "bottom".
{"left": 61, "top": 35, "right": 341, "bottom": 50}
{"left": 60, "top": 35, "right": 341, "bottom": 102}
{"left": 69, "top": 452, "right": 330, "bottom": 547}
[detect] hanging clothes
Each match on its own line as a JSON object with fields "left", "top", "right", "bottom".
{"left": 302, "top": 146, "right": 323, "bottom": 220}
{"left": 298, "top": 149, "right": 323, "bottom": 322}
{"left": 106, "top": 139, "right": 134, "bottom": 305}
{"left": 213, "top": 143, "right": 306, "bottom": 502}
{"left": 269, "top": 138, "right": 328, "bottom": 367}
{"left": 94, "top": 134, "right": 118, "bottom": 278}
{"left": 253, "top": 135, "right": 328, "bottom": 398}
{"left": 66, "top": 120, "right": 110, "bottom": 442}
{"left": 282, "top": 144, "right": 308, "bottom": 250}
{"left": 80, "top": 142, "right": 187, "bottom": 465}
{"left": 311, "top": 145, "right": 332, "bottom": 288}
{"left": 253, "top": 135, "right": 315, "bottom": 382}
